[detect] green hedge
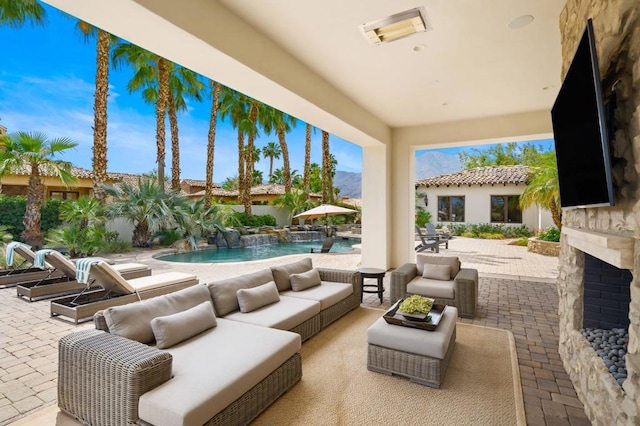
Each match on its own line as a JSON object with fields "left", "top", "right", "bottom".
{"left": 445, "top": 223, "right": 531, "bottom": 239}
{"left": 231, "top": 212, "right": 277, "bottom": 227}
{"left": 0, "top": 195, "right": 64, "bottom": 238}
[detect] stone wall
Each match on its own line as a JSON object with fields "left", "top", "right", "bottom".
{"left": 527, "top": 238, "right": 560, "bottom": 256}
{"left": 557, "top": 1, "right": 640, "bottom": 424}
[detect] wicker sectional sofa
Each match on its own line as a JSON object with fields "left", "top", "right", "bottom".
{"left": 58, "top": 258, "right": 360, "bottom": 426}
{"left": 390, "top": 254, "right": 478, "bottom": 318}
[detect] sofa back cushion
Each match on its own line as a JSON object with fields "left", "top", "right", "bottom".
{"left": 270, "top": 258, "right": 313, "bottom": 292}
{"left": 207, "top": 269, "right": 274, "bottom": 316}
{"left": 422, "top": 264, "right": 452, "bottom": 281}
{"left": 290, "top": 268, "right": 322, "bottom": 291}
{"left": 151, "top": 301, "right": 217, "bottom": 349}
{"left": 416, "top": 254, "right": 460, "bottom": 280}
{"left": 236, "top": 281, "right": 280, "bottom": 313}
{"left": 103, "top": 284, "right": 212, "bottom": 344}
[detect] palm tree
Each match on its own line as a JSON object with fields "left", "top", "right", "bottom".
{"left": 519, "top": 150, "right": 562, "bottom": 230}
{"left": 321, "top": 130, "right": 331, "bottom": 203}
{"left": 112, "top": 43, "right": 170, "bottom": 189}
{"left": 205, "top": 80, "right": 222, "bottom": 209}
{"left": 243, "top": 98, "right": 263, "bottom": 215}
{"left": 263, "top": 107, "right": 297, "bottom": 194}
{"left": 0, "top": 0, "right": 46, "bottom": 28}
{"left": 272, "top": 189, "right": 315, "bottom": 225}
{"left": 219, "top": 89, "right": 250, "bottom": 209}
{"left": 167, "top": 64, "right": 204, "bottom": 189}
{"left": 304, "top": 123, "right": 313, "bottom": 192}
{"left": 0, "top": 131, "right": 77, "bottom": 248}
{"left": 49, "top": 197, "right": 108, "bottom": 257}
{"left": 75, "top": 22, "right": 118, "bottom": 203}
{"left": 262, "top": 141, "right": 281, "bottom": 181}
{"left": 104, "top": 176, "right": 183, "bottom": 247}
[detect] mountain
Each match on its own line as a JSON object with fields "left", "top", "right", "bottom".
{"left": 414, "top": 151, "right": 462, "bottom": 180}
{"left": 333, "top": 151, "right": 462, "bottom": 199}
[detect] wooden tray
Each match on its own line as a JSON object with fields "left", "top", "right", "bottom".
{"left": 384, "top": 299, "right": 446, "bottom": 331}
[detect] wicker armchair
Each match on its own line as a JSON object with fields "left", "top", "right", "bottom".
{"left": 390, "top": 256, "right": 478, "bottom": 318}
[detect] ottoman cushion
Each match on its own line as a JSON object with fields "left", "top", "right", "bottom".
{"left": 366, "top": 306, "right": 457, "bottom": 359}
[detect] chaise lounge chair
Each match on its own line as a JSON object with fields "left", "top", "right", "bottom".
{"left": 50, "top": 261, "right": 199, "bottom": 323}
{"left": 415, "top": 225, "right": 440, "bottom": 253}
{"left": 310, "top": 237, "right": 334, "bottom": 253}
{"left": 0, "top": 242, "right": 65, "bottom": 288}
{"left": 16, "top": 250, "right": 151, "bottom": 302}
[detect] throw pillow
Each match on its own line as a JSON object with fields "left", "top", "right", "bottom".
{"left": 236, "top": 281, "right": 280, "bottom": 313}
{"left": 422, "top": 264, "right": 452, "bottom": 281}
{"left": 271, "top": 258, "right": 313, "bottom": 291}
{"left": 150, "top": 301, "right": 217, "bottom": 349}
{"left": 206, "top": 269, "right": 274, "bottom": 316}
{"left": 290, "top": 268, "right": 322, "bottom": 291}
{"left": 416, "top": 254, "right": 460, "bottom": 279}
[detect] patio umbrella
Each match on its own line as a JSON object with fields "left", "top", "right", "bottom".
{"left": 294, "top": 204, "right": 358, "bottom": 235}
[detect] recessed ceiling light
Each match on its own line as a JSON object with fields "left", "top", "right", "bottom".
{"left": 508, "top": 15, "right": 534, "bottom": 30}
{"left": 413, "top": 44, "right": 426, "bottom": 52}
{"left": 542, "top": 85, "right": 555, "bottom": 91}
{"left": 359, "top": 7, "right": 432, "bottom": 46}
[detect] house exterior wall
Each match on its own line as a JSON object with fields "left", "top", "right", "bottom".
{"left": 416, "top": 183, "right": 554, "bottom": 232}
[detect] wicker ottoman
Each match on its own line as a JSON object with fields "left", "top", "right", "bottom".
{"left": 366, "top": 305, "right": 457, "bottom": 388}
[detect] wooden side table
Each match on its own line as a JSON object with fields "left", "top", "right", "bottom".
{"left": 358, "top": 267, "right": 386, "bottom": 304}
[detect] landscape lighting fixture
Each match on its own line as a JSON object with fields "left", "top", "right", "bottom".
{"left": 359, "top": 7, "right": 431, "bottom": 46}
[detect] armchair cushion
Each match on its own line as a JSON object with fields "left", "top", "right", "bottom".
{"left": 407, "top": 277, "right": 455, "bottom": 300}
{"left": 416, "top": 254, "right": 460, "bottom": 279}
{"left": 151, "top": 301, "right": 217, "bottom": 349}
{"left": 422, "top": 264, "right": 451, "bottom": 281}
{"left": 237, "top": 281, "right": 280, "bottom": 313}
{"left": 290, "top": 268, "right": 322, "bottom": 291}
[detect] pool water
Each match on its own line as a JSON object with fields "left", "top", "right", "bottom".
{"left": 158, "top": 238, "right": 359, "bottom": 263}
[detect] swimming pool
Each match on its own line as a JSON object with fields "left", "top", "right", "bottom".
{"left": 158, "top": 238, "right": 359, "bottom": 263}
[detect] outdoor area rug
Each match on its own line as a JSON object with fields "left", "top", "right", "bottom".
{"left": 253, "top": 307, "right": 526, "bottom": 425}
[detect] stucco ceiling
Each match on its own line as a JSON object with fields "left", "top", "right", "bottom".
{"left": 218, "top": 1, "right": 565, "bottom": 128}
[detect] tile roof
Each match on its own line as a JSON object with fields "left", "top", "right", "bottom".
{"left": 187, "top": 184, "right": 322, "bottom": 199}
{"left": 415, "top": 165, "right": 530, "bottom": 188}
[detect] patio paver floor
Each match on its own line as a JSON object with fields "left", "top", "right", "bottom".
{"left": 1, "top": 237, "right": 591, "bottom": 425}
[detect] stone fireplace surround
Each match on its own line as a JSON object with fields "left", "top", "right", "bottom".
{"left": 557, "top": 1, "right": 640, "bottom": 424}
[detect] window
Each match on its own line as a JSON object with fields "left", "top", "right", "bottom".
{"left": 50, "top": 191, "right": 79, "bottom": 200}
{"left": 490, "top": 195, "right": 522, "bottom": 223}
{"left": 437, "top": 196, "right": 465, "bottom": 222}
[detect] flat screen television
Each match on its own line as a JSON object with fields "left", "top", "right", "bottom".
{"left": 551, "top": 18, "right": 615, "bottom": 209}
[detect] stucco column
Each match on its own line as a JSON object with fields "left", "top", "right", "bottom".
{"left": 389, "top": 135, "right": 416, "bottom": 268}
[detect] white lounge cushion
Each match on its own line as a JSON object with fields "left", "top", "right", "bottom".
{"left": 236, "top": 281, "right": 280, "bottom": 313}
{"left": 290, "top": 268, "right": 321, "bottom": 291}
{"left": 103, "top": 284, "right": 211, "bottom": 344}
{"left": 151, "top": 301, "right": 217, "bottom": 349}
{"left": 367, "top": 305, "right": 458, "bottom": 359}
{"left": 224, "top": 295, "right": 320, "bottom": 331}
{"left": 281, "top": 281, "right": 353, "bottom": 310}
{"left": 139, "top": 318, "right": 301, "bottom": 426}
{"left": 416, "top": 254, "right": 460, "bottom": 279}
{"left": 407, "top": 276, "right": 455, "bottom": 300}
{"left": 111, "top": 262, "right": 150, "bottom": 274}
{"left": 422, "top": 264, "right": 451, "bottom": 281}
{"left": 270, "top": 258, "right": 313, "bottom": 292}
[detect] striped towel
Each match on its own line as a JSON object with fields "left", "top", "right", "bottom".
{"left": 75, "top": 258, "right": 104, "bottom": 284}
{"left": 33, "top": 249, "right": 57, "bottom": 270}
{"left": 5, "top": 242, "right": 31, "bottom": 267}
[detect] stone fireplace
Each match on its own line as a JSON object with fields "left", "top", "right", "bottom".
{"left": 557, "top": 1, "right": 640, "bottom": 424}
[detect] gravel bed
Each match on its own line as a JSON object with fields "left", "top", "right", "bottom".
{"left": 581, "top": 327, "right": 629, "bottom": 386}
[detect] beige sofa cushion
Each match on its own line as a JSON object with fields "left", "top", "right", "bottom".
{"left": 207, "top": 269, "right": 274, "bottom": 316}
{"left": 271, "top": 258, "right": 313, "bottom": 292}
{"left": 367, "top": 305, "right": 458, "bottom": 359}
{"left": 290, "top": 268, "right": 321, "bottom": 291}
{"left": 139, "top": 318, "right": 301, "bottom": 426}
{"left": 103, "top": 284, "right": 212, "bottom": 344}
{"left": 416, "top": 254, "right": 460, "bottom": 279}
{"left": 422, "top": 264, "right": 451, "bottom": 281}
{"left": 237, "top": 281, "right": 280, "bottom": 313}
{"left": 224, "top": 295, "right": 320, "bottom": 331}
{"left": 407, "top": 276, "right": 455, "bottom": 300}
{"left": 151, "top": 301, "right": 217, "bottom": 349}
{"left": 281, "top": 281, "right": 353, "bottom": 310}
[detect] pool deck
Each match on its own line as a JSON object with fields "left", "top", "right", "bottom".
{"left": 1, "top": 237, "right": 591, "bottom": 426}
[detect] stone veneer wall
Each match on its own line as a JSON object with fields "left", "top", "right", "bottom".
{"left": 557, "top": 1, "right": 640, "bottom": 424}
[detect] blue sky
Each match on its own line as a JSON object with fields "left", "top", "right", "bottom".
{"left": 0, "top": 3, "right": 553, "bottom": 183}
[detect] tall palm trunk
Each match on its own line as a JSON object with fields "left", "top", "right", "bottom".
{"left": 92, "top": 29, "right": 110, "bottom": 203}
{"left": 244, "top": 102, "right": 259, "bottom": 216}
{"left": 550, "top": 198, "right": 562, "bottom": 230}
{"left": 321, "top": 130, "right": 330, "bottom": 203}
{"left": 23, "top": 165, "right": 44, "bottom": 248}
{"left": 168, "top": 91, "right": 180, "bottom": 190}
{"left": 205, "top": 81, "right": 221, "bottom": 209}
{"left": 304, "top": 123, "right": 311, "bottom": 192}
{"left": 155, "top": 57, "right": 170, "bottom": 189}
{"left": 277, "top": 127, "right": 292, "bottom": 193}
{"left": 237, "top": 131, "right": 245, "bottom": 205}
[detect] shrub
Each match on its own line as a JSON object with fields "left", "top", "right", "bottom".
{"left": 478, "top": 232, "right": 506, "bottom": 240}
{"left": 441, "top": 222, "right": 531, "bottom": 239}
{"left": 510, "top": 237, "right": 530, "bottom": 246}
{"left": 538, "top": 227, "right": 560, "bottom": 242}
{"left": 103, "top": 240, "right": 132, "bottom": 254}
{"left": 231, "top": 212, "right": 277, "bottom": 227}
{"left": 0, "top": 195, "right": 64, "bottom": 237}
{"left": 415, "top": 210, "right": 432, "bottom": 228}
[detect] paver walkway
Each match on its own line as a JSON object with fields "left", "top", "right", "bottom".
{"left": 1, "top": 237, "right": 590, "bottom": 425}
